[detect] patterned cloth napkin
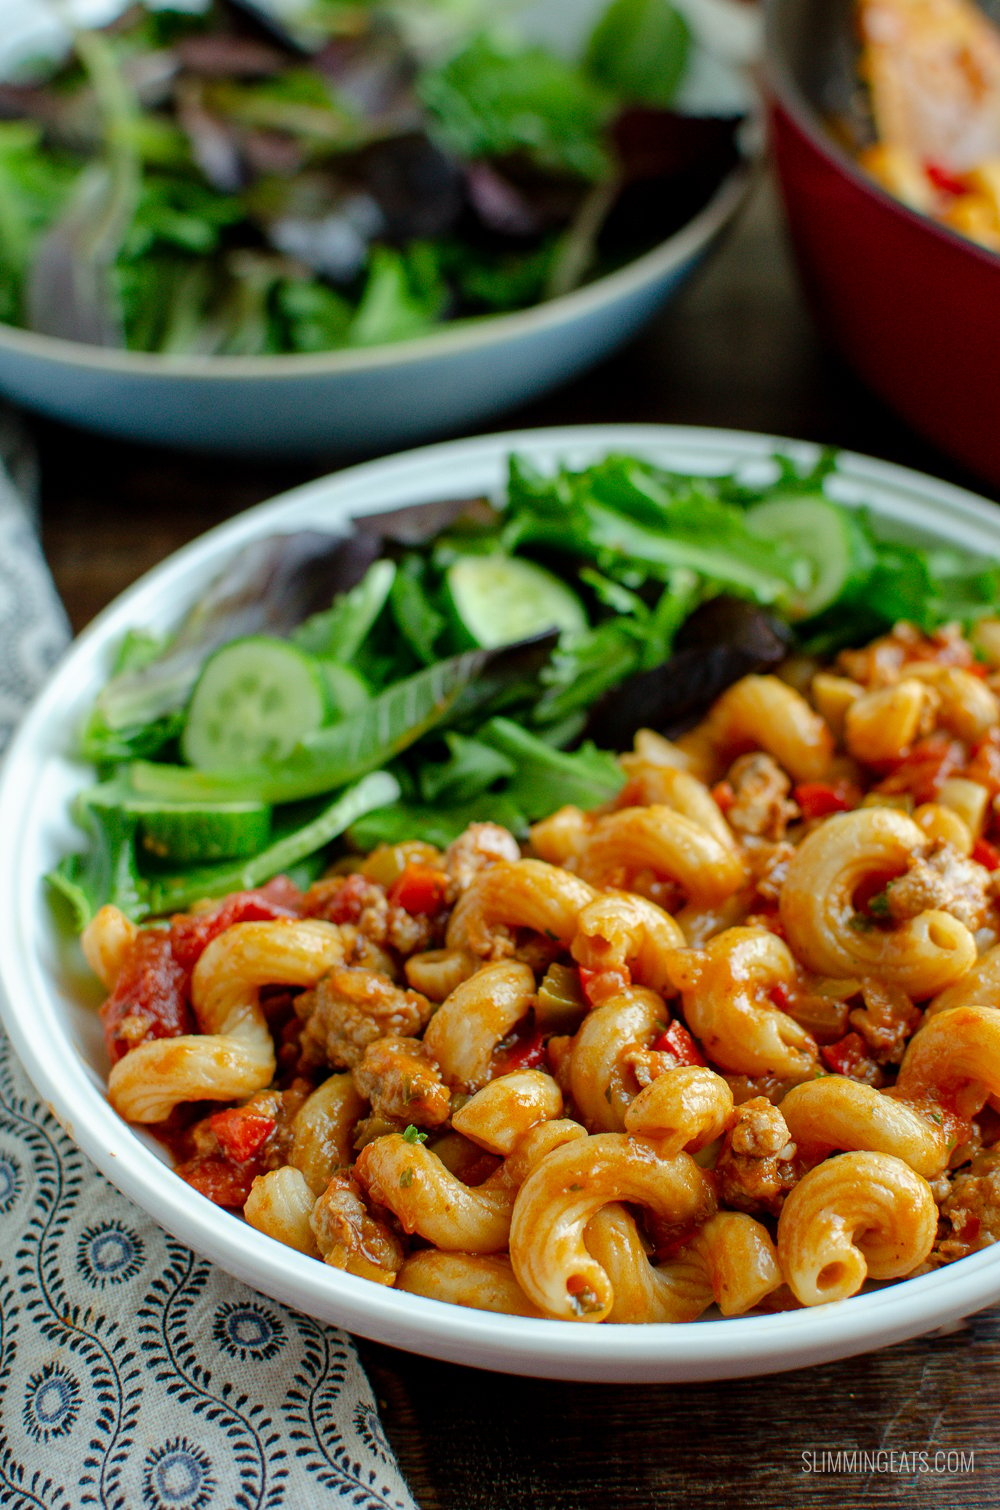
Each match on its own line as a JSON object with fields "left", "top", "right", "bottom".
{"left": 0, "top": 418, "right": 416, "bottom": 1510}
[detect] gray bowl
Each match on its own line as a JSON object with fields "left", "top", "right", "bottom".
{"left": 0, "top": 165, "right": 749, "bottom": 458}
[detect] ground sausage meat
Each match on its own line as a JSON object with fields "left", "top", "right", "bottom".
{"left": 353, "top": 1036, "right": 451, "bottom": 1128}
{"left": 295, "top": 967, "right": 432, "bottom": 1070}
{"left": 715, "top": 1096, "right": 798, "bottom": 1216}
{"left": 311, "top": 1170, "right": 404, "bottom": 1283}
{"left": 883, "top": 840, "right": 995, "bottom": 932}
{"left": 444, "top": 823, "right": 521, "bottom": 892}
{"left": 931, "top": 1147, "right": 1000, "bottom": 1264}
{"left": 303, "top": 874, "right": 437, "bottom": 955}
{"left": 724, "top": 753, "right": 799, "bottom": 841}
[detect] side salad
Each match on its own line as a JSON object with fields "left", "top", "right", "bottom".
{"left": 49, "top": 448, "right": 1000, "bottom": 930}
{"left": 0, "top": 0, "right": 741, "bottom": 355}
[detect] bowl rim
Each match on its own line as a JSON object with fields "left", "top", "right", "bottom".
{"left": 761, "top": 0, "right": 1000, "bottom": 275}
{"left": 6, "top": 420, "right": 1000, "bottom": 1383}
{"left": 0, "top": 163, "right": 751, "bottom": 381}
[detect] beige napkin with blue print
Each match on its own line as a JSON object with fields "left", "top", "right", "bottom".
{"left": 0, "top": 415, "right": 416, "bottom": 1510}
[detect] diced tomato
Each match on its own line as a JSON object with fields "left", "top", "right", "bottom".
{"left": 208, "top": 1105, "right": 276, "bottom": 1163}
{"left": 820, "top": 1032, "right": 874, "bottom": 1079}
{"left": 876, "top": 736, "right": 965, "bottom": 804}
{"left": 966, "top": 730, "right": 1000, "bottom": 797}
{"left": 176, "top": 1155, "right": 259, "bottom": 1209}
{"left": 100, "top": 928, "right": 194, "bottom": 1065}
{"left": 769, "top": 981, "right": 792, "bottom": 1013}
{"left": 649, "top": 1019, "right": 706, "bottom": 1068}
{"left": 926, "top": 161, "right": 967, "bottom": 197}
{"left": 495, "top": 1026, "right": 547, "bottom": 1075}
{"left": 578, "top": 965, "right": 631, "bottom": 1006}
{"left": 169, "top": 879, "right": 303, "bottom": 969}
{"left": 387, "top": 864, "right": 449, "bottom": 916}
{"left": 793, "top": 781, "right": 859, "bottom": 820}
{"left": 711, "top": 780, "right": 735, "bottom": 812}
{"left": 973, "top": 837, "right": 1000, "bottom": 872}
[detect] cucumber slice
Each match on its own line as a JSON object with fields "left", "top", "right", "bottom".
{"left": 137, "top": 801, "right": 273, "bottom": 864}
{"left": 181, "top": 636, "right": 329, "bottom": 770}
{"left": 319, "top": 662, "right": 371, "bottom": 719}
{"left": 744, "top": 495, "right": 875, "bottom": 618}
{"left": 83, "top": 782, "right": 274, "bottom": 865}
{"left": 445, "top": 554, "right": 587, "bottom": 649}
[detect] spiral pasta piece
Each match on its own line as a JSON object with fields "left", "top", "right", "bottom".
{"left": 777, "top": 1151, "right": 937, "bottom": 1305}
{"left": 508, "top": 1134, "right": 715, "bottom": 1321}
{"left": 355, "top": 1134, "right": 516, "bottom": 1252}
{"left": 665, "top": 927, "right": 818, "bottom": 1078}
{"left": 108, "top": 919, "right": 353, "bottom": 1122}
{"left": 451, "top": 1070, "right": 563, "bottom": 1155}
{"left": 245, "top": 1166, "right": 319, "bottom": 1257}
{"left": 445, "top": 859, "right": 596, "bottom": 956}
{"left": 570, "top": 891, "right": 685, "bottom": 996}
{"left": 396, "top": 1251, "right": 544, "bottom": 1317}
{"left": 423, "top": 959, "right": 536, "bottom": 1092}
{"left": 693, "top": 674, "right": 835, "bottom": 782}
{"left": 82, "top": 904, "right": 140, "bottom": 989}
{"left": 568, "top": 986, "right": 667, "bottom": 1131}
{"left": 574, "top": 806, "right": 747, "bottom": 907}
{"left": 624, "top": 1066, "right": 734, "bottom": 1158}
{"left": 779, "top": 809, "right": 976, "bottom": 997}
{"left": 779, "top": 1076, "right": 949, "bottom": 1178}
{"left": 896, "top": 1003, "right": 1000, "bottom": 1118}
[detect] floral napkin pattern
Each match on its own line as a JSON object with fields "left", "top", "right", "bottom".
{"left": 0, "top": 421, "right": 416, "bottom": 1510}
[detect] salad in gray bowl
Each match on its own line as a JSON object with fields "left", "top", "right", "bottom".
{"left": 0, "top": 0, "right": 756, "bottom": 454}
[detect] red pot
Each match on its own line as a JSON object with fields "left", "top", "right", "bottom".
{"left": 764, "top": 0, "right": 1000, "bottom": 490}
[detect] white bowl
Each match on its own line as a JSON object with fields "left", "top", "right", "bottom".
{"left": 5, "top": 423, "right": 1000, "bottom": 1382}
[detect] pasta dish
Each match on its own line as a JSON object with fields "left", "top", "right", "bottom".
{"left": 80, "top": 615, "right": 1000, "bottom": 1323}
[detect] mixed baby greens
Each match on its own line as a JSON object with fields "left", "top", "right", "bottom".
{"left": 0, "top": 0, "right": 740, "bottom": 355}
{"left": 49, "top": 448, "right": 1000, "bottom": 929}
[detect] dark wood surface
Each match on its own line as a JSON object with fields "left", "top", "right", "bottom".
{"left": 32, "top": 175, "right": 1000, "bottom": 1510}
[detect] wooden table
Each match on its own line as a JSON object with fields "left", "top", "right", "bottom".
{"left": 34, "top": 175, "right": 1000, "bottom": 1510}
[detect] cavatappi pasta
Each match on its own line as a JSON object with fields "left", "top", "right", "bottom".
{"left": 85, "top": 617, "right": 1000, "bottom": 1322}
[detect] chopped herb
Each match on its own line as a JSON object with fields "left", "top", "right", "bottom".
{"left": 868, "top": 890, "right": 892, "bottom": 917}
{"left": 848, "top": 913, "right": 875, "bottom": 933}
{"left": 402, "top": 1124, "right": 427, "bottom": 1144}
{"left": 399, "top": 1167, "right": 415, "bottom": 1188}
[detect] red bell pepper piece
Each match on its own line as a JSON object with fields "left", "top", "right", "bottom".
{"left": 820, "top": 1032, "right": 873, "bottom": 1079}
{"left": 649, "top": 1019, "right": 706, "bottom": 1067}
{"left": 578, "top": 965, "right": 631, "bottom": 1006}
{"left": 925, "top": 161, "right": 967, "bottom": 197}
{"left": 387, "top": 864, "right": 449, "bottom": 915}
{"left": 177, "top": 1155, "right": 260, "bottom": 1209}
{"left": 496, "top": 1028, "right": 548, "bottom": 1075}
{"left": 973, "top": 837, "right": 1000, "bottom": 871}
{"left": 208, "top": 1105, "right": 276, "bottom": 1163}
{"left": 793, "top": 781, "right": 858, "bottom": 819}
